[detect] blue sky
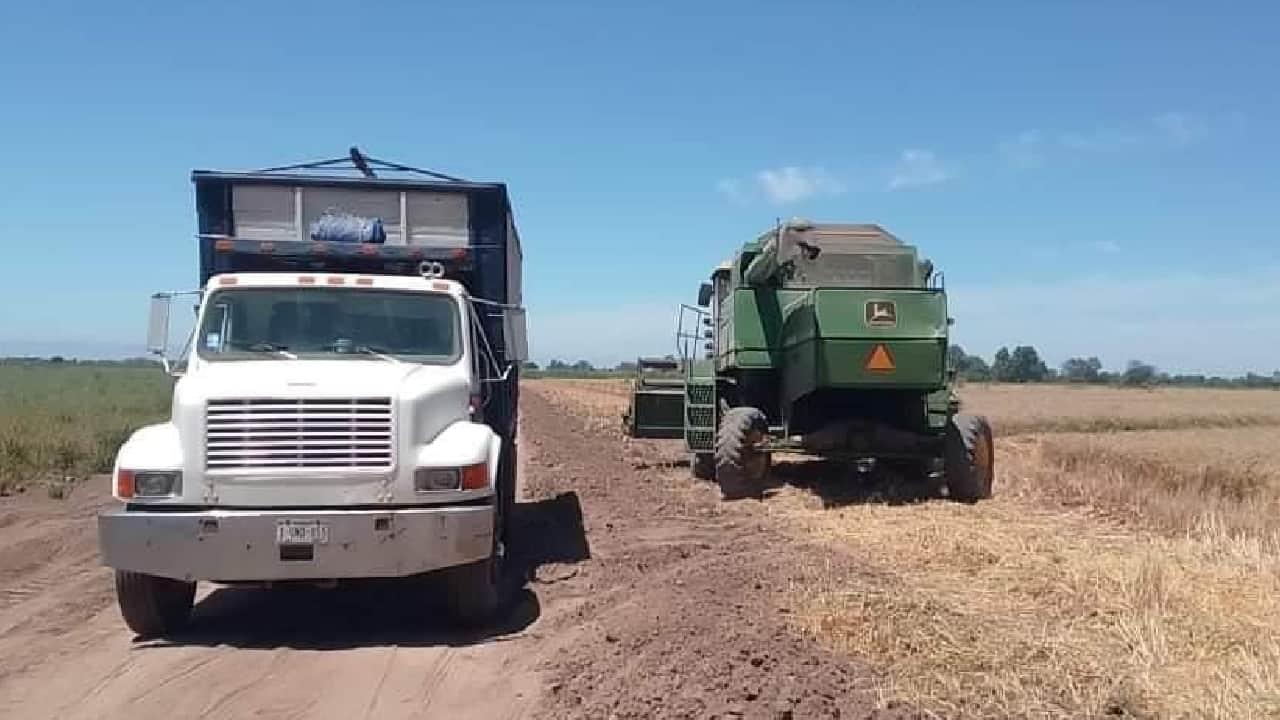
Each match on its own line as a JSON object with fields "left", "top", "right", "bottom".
{"left": 1, "top": 1, "right": 1277, "bottom": 375}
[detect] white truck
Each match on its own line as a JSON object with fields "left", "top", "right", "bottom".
{"left": 97, "top": 150, "right": 526, "bottom": 637}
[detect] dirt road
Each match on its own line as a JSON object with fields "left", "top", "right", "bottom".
{"left": 0, "top": 383, "right": 907, "bottom": 720}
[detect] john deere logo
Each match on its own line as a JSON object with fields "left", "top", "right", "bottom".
{"left": 865, "top": 300, "right": 897, "bottom": 327}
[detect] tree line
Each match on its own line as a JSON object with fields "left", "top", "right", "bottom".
{"left": 13, "top": 353, "right": 1271, "bottom": 389}
{"left": 521, "top": 358, "right": 653, "bottom": 378}
{"left": 948, "top": 345, "right": 1280, "bottom": 389}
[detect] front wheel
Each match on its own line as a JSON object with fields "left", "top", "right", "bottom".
{"left": 442, "top": 555, "right": 502, "bottom": 627}
{"left": 114, "top": 570, "right": 196, "bottom": 638}
{"left": 444, "top": 484, "right": 507, "bottom": 627}
{"left": 944, "top": 414, "right": 994, "bottom": 503}
{"left": 691, "top": 452, "right": 715, "bottom": 481}
{"left": 715, "top": 407, "right": 771, "bottom": 500}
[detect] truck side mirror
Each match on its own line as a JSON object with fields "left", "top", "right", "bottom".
{"left": 697, "top": 282, "right": 713, "bottom": 307}
{"left": 148, "top": 294, "right": 171, "bottom": 356}
{"left": 502, "top": 307, "right": 529, "bottom": 362}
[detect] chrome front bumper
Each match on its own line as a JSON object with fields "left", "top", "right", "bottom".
{"left": 98, "top": 504, "right": 494, "bottom": 583}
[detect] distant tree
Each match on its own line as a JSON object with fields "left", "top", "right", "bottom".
{"left": 1122, "top": 360, "right": 1158, "bottom": 386}
{"left": 521, "top": 361, "right": 540, "bottom": 371}
{"left": 1061, "top": 356, "right": 1103, "bottom": 383}
{"left": 992, "top": 345, "right": 1048, "bottom": 383}
{"left": 1009, "top": 346, "right": 1049, "bottom": 383}
{"left": 991, "top": 347, "right": 1013, "bottom": 382}
{"left": 572, "top": 360, "right": 593, "bottom": 372}
{"left": 548, "top": 359, "right": 569, "bottom": 371}
{"left": 948, "top": 344, "right": 992, "bottom": 382}
{"left": 49, "top": 356, "right": 65, "bottom": 364}
{"left": 615, "top": 361, "right": 637, "bottom": 372}
{"left": 1242, "top": 372, "right": 1278, "bottom": 389}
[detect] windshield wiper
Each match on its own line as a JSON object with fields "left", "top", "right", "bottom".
{"left": 354, "top": 345, "right": 401, "bottom": 364}
{"left": 247, "top": 343, "right": 298, "bottom": 360}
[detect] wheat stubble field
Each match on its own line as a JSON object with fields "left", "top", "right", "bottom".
{"left": 542, "top": 378, "right": 1280, "bottom": 718}
{"left": 2, "top": 366, "right": 1280, "bottom": 718}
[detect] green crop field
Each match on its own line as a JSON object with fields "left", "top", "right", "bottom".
{"left": 0, "top": 364, "right": 172, "bottom": 496}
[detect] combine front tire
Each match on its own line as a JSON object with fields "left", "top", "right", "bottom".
{"left": 715, "top": 407, "right": 771, "bottom": 500}
{"left": 114, "top": 570, "right": 196, "bottom": 638}
{"left": 944, "top": 414, "right": 994, "bottom": 503}
{"left": 691, "top": 452, "right": 715, "bottom": 481}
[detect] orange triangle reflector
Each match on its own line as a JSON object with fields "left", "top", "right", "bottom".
{"left": 865, "top": 344, "right": 896, "bottom": 372}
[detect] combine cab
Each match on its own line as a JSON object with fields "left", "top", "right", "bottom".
{"left": 624, "top": 220, "right": 994, "bottom": 503}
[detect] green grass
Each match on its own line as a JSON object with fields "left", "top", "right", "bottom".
{"left": 0, "top": 365, "right": 172, "bottom": 495}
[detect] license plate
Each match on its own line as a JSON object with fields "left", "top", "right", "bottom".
{"left": 276, "top": 521, "right": 329, "bottom": 545}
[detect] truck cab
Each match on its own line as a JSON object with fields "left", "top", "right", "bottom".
{"left": 97, "top": 151, "right": 527, "bottom": 637}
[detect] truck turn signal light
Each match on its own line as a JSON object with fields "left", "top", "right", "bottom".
{"left": 461, "top": 462, "right": 488, "bottom": 490}
{"left": 115, "top": 470, "right": 135, "bottom": 498}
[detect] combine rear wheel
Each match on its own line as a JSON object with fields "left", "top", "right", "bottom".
{"left": 944, "top": 414, "right": 994, "bottom": 503}
{"left": 715, "top": 407, "right": 771, "bottom": 500}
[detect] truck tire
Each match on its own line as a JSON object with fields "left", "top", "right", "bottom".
{"left": 443, "top": 555, "right": 502, "bottom": 627}
{"left": 944, "top": 414, "right": 994, "bottom": 503}
{"left": 691, "top": 452, "right": 715, "bottom": 481}
{"left": 448, "top": 440, "right": 517, "bottom": 624}
{"left": 497, "top": 439, "right": 517, "bottom": 546}
{"left": 715, "top": 407, "right": 771, "bottom": 500}
{"left": 114, "top": 570, "right": 196, "bottom": 638}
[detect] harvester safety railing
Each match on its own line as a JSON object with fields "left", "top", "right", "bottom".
{"left": 675, "top": 303, "right": 711, "bottom": 364}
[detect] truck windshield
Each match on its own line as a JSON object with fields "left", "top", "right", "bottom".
{"left": 195, "top": 288, "right": 460, "bottom": 363}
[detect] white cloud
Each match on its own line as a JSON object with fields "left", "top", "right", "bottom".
{"left": 998, "top": 112, "right": 1210, "bottom": 170}
{"left": 716, "top": 178, "right": 748, "bottom": 205}
{"left": 997, "top": 130, "right": 1046, "bottom": 169}
{"left": 755, "top": 166, "right": 845, "bottom": 204}
{"left": 717, "top": 166, "right": 846, "bottom": 206}
{"left": 1088, "top": 239, "right": 1121, "bottom": 254}
{"left": 1056, "top": 128, "right": 1142, "bottom": 152}
{"left": 887, "top": 149, "right": 953, "bottom": 190}
{"left": 1152, "top": 112, "right": 1207, "bottom": 146}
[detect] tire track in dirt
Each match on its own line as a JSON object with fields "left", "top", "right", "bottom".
{"left": 517, "top": 382, "right": 914, "bottom": 719}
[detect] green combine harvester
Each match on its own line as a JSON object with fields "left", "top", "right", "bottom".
{"left": 623, "top": 219, "right": 994, "bottom": 501}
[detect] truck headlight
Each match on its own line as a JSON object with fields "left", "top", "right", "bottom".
{"left": 414, "top": 462, "right": 488, "bottom": 492}
{"left": 414, "top": 468, "right": 460, "bottom": 491}
{"left": 117, "top": 470, "right": 182, "bottom": 498}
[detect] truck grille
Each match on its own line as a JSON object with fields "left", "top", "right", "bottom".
{"left": 205, "top": 398, "right": 394, "bottom": 471}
